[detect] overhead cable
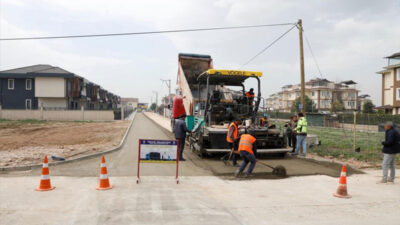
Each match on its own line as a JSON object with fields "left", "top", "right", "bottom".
{"left": 239, "top": 25, "right": 297, "bottom": 69}
{"left": 0, "top": 23, "right": 296, "bottom": 41}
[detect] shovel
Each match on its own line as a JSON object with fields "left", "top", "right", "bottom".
{"left": 256, "top": 160, "right": 287, "bottom": 177}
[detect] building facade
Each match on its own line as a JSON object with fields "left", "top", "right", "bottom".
{"left": 376, "top": 52, "right": 400, "bottom": 114}
{"left": 266, "top": 78, "right": 359, "bottom": 112}
{"left": 0, "top": 65, "right": 120, "bottom": 110}
{"left": 121, "top": 98, "right": 139, "bottom": 110}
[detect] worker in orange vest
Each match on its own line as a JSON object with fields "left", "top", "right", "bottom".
{"left": 235, "top": 130, "right": 257, "bottom": 178}
{"left": 221, "top": 118, "right": 241, "bottom": 166}
{"left": 245, "top": 88, "right": 255, "bottom": 105}
{"left": 260, "top": 116, "right": 271, "bottom": 127}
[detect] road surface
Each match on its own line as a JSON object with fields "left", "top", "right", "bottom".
{"left": 1, "top": 113, "right": 400, "bottom": 225}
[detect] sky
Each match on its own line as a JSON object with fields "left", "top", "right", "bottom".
{"left": 0, "top": 0, "right": 399, "bottom": 105}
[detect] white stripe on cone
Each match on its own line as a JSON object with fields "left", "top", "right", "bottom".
{"left": 100, "top": 163, "right": 106, "bottom": 167}
{"left": 340, "top": 172, "right": 346, "bottom": 177}
{"left": 100, "top": 174, "right": 108, "bottom": 179}
{"left": 42, "top": 163, "right": 48, "bottom": 168}
{"left": 41, "top": 175, "right": 50, "bottom": 180}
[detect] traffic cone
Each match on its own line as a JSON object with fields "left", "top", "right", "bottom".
{"left": 96, "top": 156, "right": 112, "bottom": 190}
{"left": 36, "top": 155, "right": 55, "bottom": 191}
{"left": 333, "top": 165, "right": 351, "bottom": 198}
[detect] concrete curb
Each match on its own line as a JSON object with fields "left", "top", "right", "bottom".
{"left": 0, "top": 112, "right": 136, "bottom": 172}
{"left": 143, "top": 112, "right": 174, "bottom": 139}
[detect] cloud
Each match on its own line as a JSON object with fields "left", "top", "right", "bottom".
{"left": 0, "top": 0, "right": 399, "bottom": 104}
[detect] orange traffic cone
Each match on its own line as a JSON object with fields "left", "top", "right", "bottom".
{"left": 333, "top": 165, "right": 351, "bottom": 198}
{"left": 96, "top": 156, "right": 112, "bottom": 190}
{"left": 36, "top": 156, "right": 55, "bottom": 191}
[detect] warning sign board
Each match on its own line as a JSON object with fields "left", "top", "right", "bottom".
{"left": 139, "top": 139, "right": 178, "bottom": 163}
{"left": 137, "top": 139, "right": 180, "bottom": 184}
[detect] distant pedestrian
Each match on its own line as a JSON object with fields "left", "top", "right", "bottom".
{"left": 291, "top": 115, "right": 298, "bottom": 152}
{"left": 235, "top": 131, "right": 257, "bottom": 178}
{"left": 260, "top": 116, "right": 271, "bottom": 127}
{"left": 292, "top": 113, "right": 307, "bottom": 157}
{"left": 174, "top": 114, "right": 190, "bottom": 161}
{"left": 285, "top": 116, "right": 294, "bottom": 147}
{"left": 377, "top": 121, "right": 400, "bottom": 184}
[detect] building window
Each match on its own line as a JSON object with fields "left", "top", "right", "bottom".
{"left": 397, "top": 68, "right": 400, "bottom": 81}
{"left": 347, "top": 101, "right": 355, "bottom": 108}
{"left": 25, "top": 99, "right": 32, "bottom": 109}
{"left": 397, "top": 88, "right": 400, "bottom": 100}
{"left": 8, "top": 79, "right": 15, "bottom": 90}
{"left": 321, "top": 91, "right": 330, "bottom": 97}
{"left": 312, "top": 91, "right": 315, "bottom": 96}
{"left": 26, "top": 79, "right": 32, "bottom": 90}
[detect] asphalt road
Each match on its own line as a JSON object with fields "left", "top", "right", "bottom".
{"left": 2, "top": 113, "right": 360, "bottom": 178}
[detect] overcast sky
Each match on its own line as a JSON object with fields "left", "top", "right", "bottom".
{"left": 0, "top": 0, "right": 399, "bottom": 105}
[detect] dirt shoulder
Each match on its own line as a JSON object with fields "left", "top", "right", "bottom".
{"left": 0, "top": 120, "right": 130, "bottom": 168}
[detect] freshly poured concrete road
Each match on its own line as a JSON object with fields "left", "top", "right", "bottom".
{"left": 1, "top": 113, "right": 400, "bottom": 224}
{"left": 2, "top": 113, "right": 355, "bottom": 178}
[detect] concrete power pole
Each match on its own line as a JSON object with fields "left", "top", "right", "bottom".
{"left": 298, "top": 19, "right": 306, "bottom": 114}
{"left": 153, "top": 91, "right": 158, "bottom": 111}
{"left": 161, "top": 79, "right": 171, "bottom": 104}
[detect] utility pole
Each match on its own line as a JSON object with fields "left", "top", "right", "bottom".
{"left": 161, "top": 79, "right": 171, "bottom": 104}
{"left": 152, "top": 91, "right": 158, "bottom": 109}
{"left": 298, "top": 19, "right": 306, "bottom": 114}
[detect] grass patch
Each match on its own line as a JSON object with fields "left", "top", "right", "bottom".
{"left": 272, "top": 120, "right": 399, "bottom": 164}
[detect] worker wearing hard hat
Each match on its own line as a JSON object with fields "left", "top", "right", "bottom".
{"left": 235, "top": 130, "right": 257, "bottom": 178}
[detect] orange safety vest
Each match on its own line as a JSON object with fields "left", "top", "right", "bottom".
{"left": 245, "top": 92, "right": 255, "bottom": 98}
{"left": 260, "top": 118, "right": 265, "bottom": 127}
{"left": 238, "top": 134, "right": 256, "bottom": 155}
{"left": 226, "top": 122, "right": 238, "bottom": 143}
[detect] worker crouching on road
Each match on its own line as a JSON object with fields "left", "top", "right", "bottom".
{"left": 174, "top": 114, "right": 190, "bottom": 161}
{"left": 292, "top": 112, "right": 307, "bottom": 157}
{"left": 221, "top": 118, "right": 241, "bottom": 166}
{"left": 235, "top": 130, "right": 257, "bottom": 178}
{"left": 377, "top": 121, "right": 400, "bottom": 184}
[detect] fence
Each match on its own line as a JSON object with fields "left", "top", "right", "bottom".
{"left": 0, "top": 107, "right": 114, "bottom": 121}
{"left": 266, "top": 111, "right": 400, "bottom": 166}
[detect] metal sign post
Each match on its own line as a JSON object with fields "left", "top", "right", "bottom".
{"left": 137, "top": 139, "right": 180, "bottom": 184}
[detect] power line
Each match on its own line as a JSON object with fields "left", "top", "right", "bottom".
{"left": 304, "top": 32, "right": 324, "bottom": 78}
{"left": 239, "top": 24, "right": 297, "bottom": 69}
{"left": 0, "top": 23, "right": 295, "bottom": 41}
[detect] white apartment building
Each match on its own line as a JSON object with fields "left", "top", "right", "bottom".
{"left": 266, "top": 78, "right": 359, "bottom": 112}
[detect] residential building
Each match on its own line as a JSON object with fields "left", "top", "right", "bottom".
{"left": 0, "top": 65, "right": 120, "bottom": 110}
{"left": 266, "top": 78, "right": 359, "bottom": 112}
{"left": 357, "top": 94, "right": 371, "bottom": 111}
{"left": 376, "top": 52, "right": 400, "bottom": 114}
{"left": 121, "top": 98, "right": 139, "bottom": 110}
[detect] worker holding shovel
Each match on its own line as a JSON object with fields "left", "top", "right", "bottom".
{"left": 221, "top": 118, "right": 241, "bottom": 166}
{"left": 235, "top": 130, "right": 257, "bottom": 178}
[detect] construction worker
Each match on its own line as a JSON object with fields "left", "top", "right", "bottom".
{"left": 221, "top": 118, "right": 241, "bottom": 166}
{"left": 292, "top": 112, "right": 307, "bottom": 157}
{"left": 235, "top": 130, "right": 257, "bottom": 178}
{"left": 260, "top": 116, "right": 271, "bottom": 127}
{"left": 245, "top": 88, "right": 255, "bottom": 105}
{"left": 174, "top": 114, "right": 190, "bottom": 161}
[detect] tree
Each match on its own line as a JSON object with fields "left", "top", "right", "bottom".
{"left": 362, "top": 100, "right": 375, "bottom": 114}
{"left": 331, "top": 100, "right": 344, "bottom": 113}
{"left": 150, "top": 103, "right": 157, "bottom": 111}
{"left": 291, "top": 95, "right": 316, "bottom": 113}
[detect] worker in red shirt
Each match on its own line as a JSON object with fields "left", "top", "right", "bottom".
{"left": 235, "top": 130, "right": 257, "bottom": 178}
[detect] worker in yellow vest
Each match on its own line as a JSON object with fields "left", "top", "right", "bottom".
{"left": 235, "top": 130, "right": 257, "bottom": 178}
